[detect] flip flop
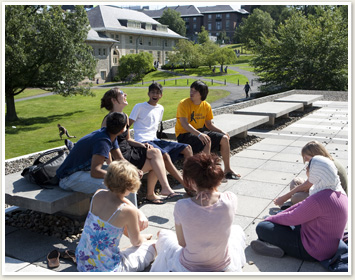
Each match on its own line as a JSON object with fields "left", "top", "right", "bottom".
{"left": 144, "top": 198, "right": 165, "bottom": 205}
{"left": 60, "top": 249, "right": 77, "bottom": 264}
{"left": 164, "top": 193, "right": 184, "bottom": 202}
{"left": 225, "top": 172, "right": 241, "bottom": 180}
{"left": 47, "top": 249, "right": 60, "bottom": 268}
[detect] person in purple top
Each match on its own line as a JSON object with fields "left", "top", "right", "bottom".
{"left": 251, "top": 156, "right": 348, "bottom": 261}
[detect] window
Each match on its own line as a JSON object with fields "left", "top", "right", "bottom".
{"left": 208, "top": 23, "right": 212, "bottom": 30}
{"left": 103, "top": 48, "right": 106, "bottom": 56}
{"left": 193, "top": 17, "right": 196, "bottom": 22}
{"left": 115, "top": 34, "right": 120, "bottom": 42}
{"left": 226, "top": 20, "right": 230, "bottom": 30}
{"left": 226, "top": 13, "right": 230, "bottom": 19}
{"left": 193, "top": 24, "right": 197, "bottom": 31}
{"left": 113, "top": 50, "right": 119, "bottom": 65}
{"left": 164, "top": 40, "right": 168, "bottom": 47}
{"left": 129, "top": 36, "right": 133, "bottom": 44}
{"left": 100, "top": 71, "right": 106, "bottom": 80}
{"left": 139, "top": 37, "right": 143, "bottom": 45}
{"left": 208, "top": 14, "right": 212, "bottom": 20}
{"left": 216, "top": 22, "right": 222, "bottom": 30}
{"left": 98, "top": 48, "right": 101, "bottom": 55}
{"left": 111, "top": 34, "right": 114, "bottom": 39}
{"left": 148, "top": 38, "right": 152, "bottom": 46}
{"left": 216, "top": 14, "right": 222, "bottom": 19}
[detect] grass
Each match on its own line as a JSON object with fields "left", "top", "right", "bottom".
{"left": 128, "top": 79, "right": 225, "bottom": 87}
{"left": 14, "top": 88, "right": 49, "bottom": 100}
{"left": 5, "top": 88, "right": 230, "bottom": 159}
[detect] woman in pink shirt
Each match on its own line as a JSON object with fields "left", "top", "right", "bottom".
{"left": 251, "top": 156, "right": 348, "bottom": 261}
{"left": 150, "top": 153, "right": 246, "bottom": 272}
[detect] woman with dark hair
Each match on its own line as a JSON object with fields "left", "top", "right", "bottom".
{"left": 150, "top": 153, "right": 246, "bottom": 272}
{"left": 101, "top": 88, "right": 181, "bottom": 204}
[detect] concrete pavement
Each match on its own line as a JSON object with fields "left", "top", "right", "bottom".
{"left": 4, "top": 99, "right": 349, "bottom": 274}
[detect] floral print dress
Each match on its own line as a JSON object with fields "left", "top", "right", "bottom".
{"left": 75, "top": 203, "right": 126, "bottom": 272}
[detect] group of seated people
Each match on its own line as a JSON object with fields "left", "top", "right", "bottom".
{"left": 55, "top": 81, "right": 348, "bottom": 272}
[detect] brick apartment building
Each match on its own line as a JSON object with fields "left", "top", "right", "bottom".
{"left": 142, "top": 5, "right": 249, "bottom": 42}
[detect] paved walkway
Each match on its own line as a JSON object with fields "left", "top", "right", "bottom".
{"left": 4, "top": 100, "right": 348, "bottom": 274}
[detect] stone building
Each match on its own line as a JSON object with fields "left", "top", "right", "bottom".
{"left": 142, "top": 5, "right": 249, "bottom": 42}
{"left": 86, "top": 5, "right": 185, "bottom": 82}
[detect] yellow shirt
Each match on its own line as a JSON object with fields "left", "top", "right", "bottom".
{"left": 175, "top": 98, "right": 213, "bottom": 137}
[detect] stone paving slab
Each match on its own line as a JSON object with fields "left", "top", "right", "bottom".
{"left": 162, "top": 114, "right": 269, "bottom": 140}
{"left": 5, "top": 172, "right": 91, "bottom": 215}
{"left": 234, "top": 101, "right": 304, "bottom": 125}
{"left": 274, "top": 94, "right": 323, "bottom": 106}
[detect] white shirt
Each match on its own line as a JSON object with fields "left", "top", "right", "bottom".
{"left": 129, "top": 102, "right": 164, "bottom": 142}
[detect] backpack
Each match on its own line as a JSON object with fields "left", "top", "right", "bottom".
{"left": 21, "top": 148, "right": 67, "bottom": 188}
{"left": 320, "top": 239, "right": 348, "bottom": 272}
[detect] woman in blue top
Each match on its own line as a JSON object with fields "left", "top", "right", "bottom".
{"left": 76, "top": 160, "right": 156, "bottom": 272}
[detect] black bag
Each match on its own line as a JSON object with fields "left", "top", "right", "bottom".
{"left": 21, "top": 148, "right": 67, "bottom": 188}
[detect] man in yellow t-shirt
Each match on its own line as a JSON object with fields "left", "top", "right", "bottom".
{"left": 175, "top": 81, "right": 241, "bottom": 184}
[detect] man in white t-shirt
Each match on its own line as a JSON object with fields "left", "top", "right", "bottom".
{"left": 129, "top": 83, "right": 193, "bottom": 193}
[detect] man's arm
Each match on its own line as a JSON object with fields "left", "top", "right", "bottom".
{"left": 204, "top": 120, "right": 229, "bottom": 139}
{"left": 90, "top": 154, "right": 107, "bottom": 178}
{"left": 180, "top": 117, "right": 210, "bottom": 145}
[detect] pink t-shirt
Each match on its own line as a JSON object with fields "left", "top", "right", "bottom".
{"left": 174, "top": 191, "right": 237, "bottom": 272}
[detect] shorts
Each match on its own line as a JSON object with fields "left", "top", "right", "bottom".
{"left": 177, "top": 128, "right": 224, "bottom": 154}
{"left": 145, "top": 140, "right": 188, "bottom": 163}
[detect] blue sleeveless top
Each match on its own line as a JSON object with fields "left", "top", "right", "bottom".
{"left": 76, "top": 191, "right": 126, "bottom": 272}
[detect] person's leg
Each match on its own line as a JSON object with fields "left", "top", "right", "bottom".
{"left": 207, "top": 131, "right": 240, "bottom": 178}
{"left": 181, "top": 145, "right": 193, "bottom": 160}
{"left": 59, "top": 171, "right": 105, "bottom": 193}
{"left": 254, "top": 221, "right": 317, "bottom": 261}
{"left": 120, "top": 240, "right": 156, "bottom": 272}
{"left": 142, "top": 148, "right": 175, "bottom": 197}
{"left": 162, "top": 153, "right": 184, "bottom": 185}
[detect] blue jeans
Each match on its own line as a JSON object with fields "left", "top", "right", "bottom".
{"left": 59, "top": 171, "right": 137, "bottom": 207}
{"left": 256, "top": 221, "right": 317, "bottom": 262}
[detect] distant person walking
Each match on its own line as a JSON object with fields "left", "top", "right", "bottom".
{"left": 243, "top": 82, "right": 251, "bottom": 98}
{"left": 58, "top": 124, "right": 76, "bottom": 139}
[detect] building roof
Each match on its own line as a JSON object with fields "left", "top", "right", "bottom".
{"left": 87, "top": 5, "right": 185, "bottom": 39}
{"left": 86, "top": 29, "right": 116, "bottom": 43}
{"left": 142, "top": 5, "right": 248, "bottom": 18}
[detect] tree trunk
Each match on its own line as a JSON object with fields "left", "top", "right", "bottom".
{"left": 5, "top": 94, "right": 19, "bottom": 122}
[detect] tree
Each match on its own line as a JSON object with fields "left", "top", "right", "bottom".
{"left": 252, "top": 7, "right": 348, "bottom": 91}
{"left": 200, "top": 41, "right": 219, "bottom": 69}
{"left": 168, "top": 40, "right": 202, "bottom": 70}
{"left": 158, "top": 8, "right": 186, "bottom": 36}
{"left": 117, "top": 52, "right": 154, "bottom": 81}
{"left": 249, "top": 5, "right": 292, "bottom": 26}
{"left": 236, "top": 9, "right": 275, "bottom": 50}
{"left": 197, "top": 26, "right": 209, "bottom": 44}
{"left": 213, "top": 48, "right": 237, "bottom": 70}
{"left": 5, "top": 5, "right": 96, "bottom": 121}
{"left": 217, "top": 31, "right": 230, "bottom": 44}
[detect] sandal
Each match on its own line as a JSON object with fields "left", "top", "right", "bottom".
{"left": 164, "top": 193, "right": 183, "bottom": 202}
{"left": 60, "top": 249, "right": 76, "bottom": 264}
{"left": 144, "top": 198, "right": 165, "bottom": 205}
{"left": 225, "top": 172, "right": 241, "bottom": 180}
{"left": 47, "top": 249, "right": 60, "bottom": 268}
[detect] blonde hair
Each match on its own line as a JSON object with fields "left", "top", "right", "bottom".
{"left": 104, "top": 160, "right": 141, "bottom": 194}
{"left": 301, "top": 141, "right": 333, "bottom": 163}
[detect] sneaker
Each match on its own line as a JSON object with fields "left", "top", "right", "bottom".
{"left": 250, "top": 239, "right": 284, "bottom": 258}
{"left": 65, "top": 139, "right": 75, "bottom": 151}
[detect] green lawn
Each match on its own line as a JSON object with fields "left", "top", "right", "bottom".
{"left": 14, "top": 88, "right": 50, "bottom": 100}
{"left": 5, "top": 88, "right": 230, "bottom": 159}
{"left": 128, "top": 79, "right": 225, "bottom": 87}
